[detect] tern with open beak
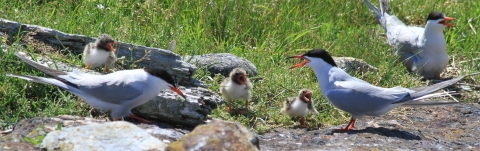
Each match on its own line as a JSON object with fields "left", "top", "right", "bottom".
{"left": 289, "top": 49, "right": 465, "bottom": 131}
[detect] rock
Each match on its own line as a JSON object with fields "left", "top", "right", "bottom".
{"left": 167, "top": 120, "right": 260, "bottom": 151}
{"left": 260, "top": 103, "right": 480, "bottom": 150}
{"left": 2, "top": 116, "right": 190, "bottom": 147}
{"left": 334, "top": 57, "right": 378, "bottom": 73}
{"left": 40, "top": 121, "right": 167, "bottom": 151}
{"left": 132, "top": 86, "right": 223, "bottom": 126}
{"left": 183, "top": 53, "right": 258, "bottom": 77}
{"left": 0, "top": 18, "right": 197, "bottom": 86}
{"left": 11, "top": 50, "right": 221, "bottom": 126}
{"left": 2, "top": 116, "right": 108, "bottom": 143}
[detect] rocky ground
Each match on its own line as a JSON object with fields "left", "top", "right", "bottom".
{"left": 2, "top": 103, "right": 479, "bottom": 150}
{"left": 260, "top": 103, "right": 480, "bottom": 150}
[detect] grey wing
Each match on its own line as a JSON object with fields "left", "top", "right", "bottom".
{"left": 325, "top": 80, "right": 408, "bottom": 116}
{"left": 77, "top": 80, "right": 145, "bottom": 105}
{"left": 386, "top": 24, "right": 424, "bottom": 54}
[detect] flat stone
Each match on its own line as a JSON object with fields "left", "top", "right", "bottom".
{"left": 40, "top": 121, "right": 167, "bottom": 151}
{"left": 183, "top": 53, "right": 258, "bottom": 77}
{"left": 334, "top": 57, "right": 378, "bottom": 73}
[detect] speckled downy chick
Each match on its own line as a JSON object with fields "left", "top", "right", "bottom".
{"left": 220, "top": 68, "right": 253, "bottom": 114}
{"left": 83, "top": 34, "right": 117, "bottom": 73}
{"left": 281, "top": 88, "right": 318, "bottom": 128}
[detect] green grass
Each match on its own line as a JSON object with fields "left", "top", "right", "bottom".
{"left": 1, "top": 0, "right": 479, "bottom": 134}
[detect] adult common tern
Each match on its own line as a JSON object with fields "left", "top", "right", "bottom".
{"left": 220, "top": 68, "right": 253, "bottom": 114}
{"left": 83, "top": 34, "right": 117, "bottom": 73}
{"left": 281, "top": 88, "right": 318, "bottom": 128}
{"left": 289, "top": 49, "right": 463, "bottom": 131}
{"left": 364, "top": 0, "right": 455, "bottom": 79}
{"left": 7, "top": 52, "right": 186, "bottom": 123}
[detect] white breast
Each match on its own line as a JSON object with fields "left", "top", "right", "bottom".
{"left": 84, "top": 48, "right": 110, "bottom": 68}
{"left": 286, "top": 100, "right": 309, "bottom": 117}
{"left": 222, "top": 80, "right": 251, "bottom": 100}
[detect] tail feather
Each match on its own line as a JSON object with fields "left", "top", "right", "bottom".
{"left": 14, "top": 52, "right": 78, "bottom": 88}
{"left": 6, "top": 73, "right": 70, "bottom": 90}
{"left": 402, "top": 101, "right": 459, "bottom": 107}
{"left": 391, "top": 76, "right": 464, "bottom": 105}
{"left": 363, "top": 0, "right": 383, "bottom": 20}
{"left": 14, "top": 51, "right": 67, "bottom": 77}
{"left": 363, "top": 0, "right": 391, "bottom": 31}
{"left": 412, "top": 91, "right": 458, "bottom": 101}
{"left": 408, "top": 76, "right": 464, "bottom": 99}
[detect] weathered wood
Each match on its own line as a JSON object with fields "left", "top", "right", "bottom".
{"left": 0, "top": 18, "right": 197, "bottom": 86}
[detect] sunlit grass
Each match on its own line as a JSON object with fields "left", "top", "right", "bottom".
{"left": 0, "top": 0, "right": 479, "bottom": 133}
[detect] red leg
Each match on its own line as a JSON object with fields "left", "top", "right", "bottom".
{"left": 299, "top": 117, "right": 308, "bottom": 128}
{"left": 226, "top": 100, "right": 233, "bottom": 112}
{"left": 239, "top": 100, "right": 248, "bottom": 114}
{"left": 129, "top": 114, "right": 152, "bottom": 123}
{"left": 335, "top": 118, "right": 356, "bottom": 132}
{"left": 114, "top": 118, "right": 119, "bottom": 121}
{"left": 83, "top": 65, "right": 90, "bottom": 71}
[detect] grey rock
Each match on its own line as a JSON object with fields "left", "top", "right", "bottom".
{"left": 40, "top": 121, "right": 167, "bottom": 151}
{"left": 166, "top": 120, "right": 260, "bottom": 151}
{"left": 132, "top": 86, "right": 223, "bottom": 126}
{"left": 2, "top": 116, "right": 108, "bottom": 143}
{"left": 183, "top": 53, "right": 258, "bottom": 77}
{"left": 1, "top": 116, "right": 189, "bottom": 146}
{"left": 0, "top": 18, "right": 197, "bottom": 86}
{"left": 334, "top": 57, "right": 378, "bottom": 73}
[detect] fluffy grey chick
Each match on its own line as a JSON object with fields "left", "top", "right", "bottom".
{"left": 83, "top": 34, "right": 117, "bottom": 73}
{"left": 281, "top": 88, "right": 318, "bottom": 128}
{"left": 220, "top": 68, "right": 253, "bottom": 114}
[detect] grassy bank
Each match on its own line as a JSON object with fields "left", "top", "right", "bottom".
{"left": 1, "top": 0, "right": 479, "bottom": 133}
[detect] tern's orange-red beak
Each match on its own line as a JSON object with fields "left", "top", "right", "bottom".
{"left": 439, "top": 17, "right": 455, "bottom": 27}
{"left": 108, "top": 42, "right": 117, "bottom": 52}
{"left": 239, "top": 73, "right": 248, "bottom": 87}
{"left": 170, "top": 86, "right": 186, "bottom": 99}
{"left": 288, "top": 55, "right": 310, "bottom": 69}
{"left": 304, "top": 91, "right": 312, "bottom": 102}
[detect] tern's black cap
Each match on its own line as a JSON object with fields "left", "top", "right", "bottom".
{"left": 144, "top": 68, "right": 177, "bottom": 87}
{"left": 426, "top": 11, "right": 446, "bottom": 22}
{"left": 303, "top": 49, "right": 337, "bottom": 67}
